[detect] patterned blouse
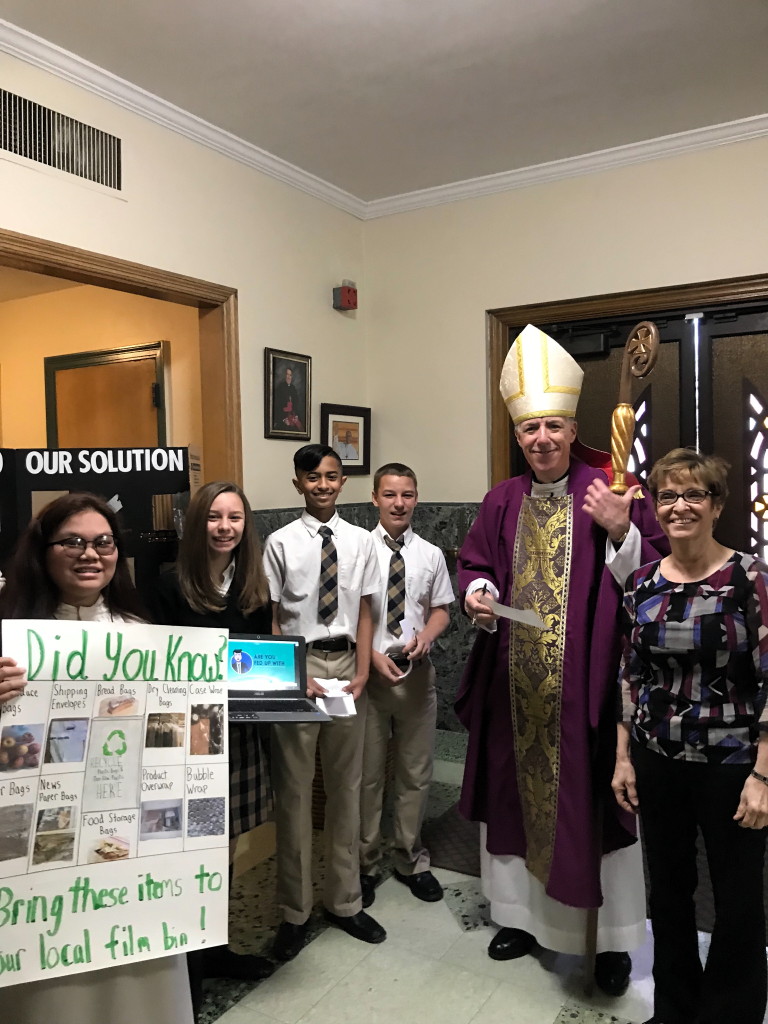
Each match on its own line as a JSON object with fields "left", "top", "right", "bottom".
{"left": 620, "top": 551, "right": 768, "bottom": 763}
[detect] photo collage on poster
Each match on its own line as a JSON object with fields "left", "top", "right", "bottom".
{"left": 0, "top": 620, "right": 229, "bottom": 876}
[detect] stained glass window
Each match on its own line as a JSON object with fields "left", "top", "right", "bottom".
{"left": 627, "top": 389, "right": 651, "bottom": 483}
{"left": 747, "top": 385, "right": 768, "bottom": 560}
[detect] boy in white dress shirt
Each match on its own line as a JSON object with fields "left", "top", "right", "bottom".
{"left": 263, "top": 444, "right": 386, "bottom": 960}
{"left": 359, "top": 463, "right": 455, "bottom": 905}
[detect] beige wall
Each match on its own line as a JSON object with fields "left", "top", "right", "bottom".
{"left": 0, "top": 284, "right": 202, "bottom": 450}
{"left": 0, "top": 52, "right": 368, "bottom": 510}
{"left": 2, "top": 52, "right": 767, "bottom": 505}
{"left": 365, "top": 138, "right": 768, "bottom": 499}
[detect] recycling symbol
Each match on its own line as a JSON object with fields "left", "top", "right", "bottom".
{"left": 102, "top": 729, "right": 127, "bottom": 757}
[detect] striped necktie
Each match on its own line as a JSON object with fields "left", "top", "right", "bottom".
{"left": 317, "top": 525, "right": 338, "bottom": 623}
{"left": 384, "top": 534, "right": 406, "bottom": 636}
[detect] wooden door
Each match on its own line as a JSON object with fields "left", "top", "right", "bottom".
{"left": 501, "top": 313, "right": 768, "bottom": 558}
{"left": 507, "top": 318, "right": 687, "bottom": 480}
{"left": 45, "top": 342, "right": 166, "bottom": 448}
{"left": 575, "top": 339, "right": 681, "bottom": 479}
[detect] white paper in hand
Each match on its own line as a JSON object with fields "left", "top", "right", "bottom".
{"left": 488, "top": 599, "right": 546, "bottom": 630}
{"left": 320, "top": 677, "right": 348, "bottom": 697}
{"left": 399, "top": 617, "right": 418, "bottom": 643}
{"left": 316, "top": 678, "right": 356, "bottom": 717}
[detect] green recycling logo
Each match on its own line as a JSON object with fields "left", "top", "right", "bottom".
{"left": 102, "top": 729, "right": 127, "bottom": 757}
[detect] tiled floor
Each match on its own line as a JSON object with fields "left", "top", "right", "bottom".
{"left": 215, "top": 866, "right": 657, "bottom": 1024}
{"left": 205, "top": 731, "right": 768, "bottom": 1024}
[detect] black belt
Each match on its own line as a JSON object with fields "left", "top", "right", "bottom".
{"left": 308, "top": 637, "right": 356, "bottom": 653}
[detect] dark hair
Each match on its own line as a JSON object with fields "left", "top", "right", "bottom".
{"left": 176, "top": 481, "right": 269, "bottom": 616}
{"left": 647, "top": 448, "right": 730, "bottom": 505}
{"left": 0, "top": 492, "right": 145, "bottom": 620}
{"left": 293, "top": 444, "right": 342, "bottom": 474}
{"left": 373, "top": 462, "right": 418, "bottom": 492}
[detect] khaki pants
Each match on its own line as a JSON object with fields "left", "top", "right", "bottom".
{"left": 272, "top": 646, "right": 367, "bottom": 923}
{"left": 359, "top": 659, "right": 436, "bottom": 877}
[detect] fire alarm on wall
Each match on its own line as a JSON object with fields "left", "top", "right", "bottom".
{"left": 333, "top": 282, "right": 358, "bottom": 310}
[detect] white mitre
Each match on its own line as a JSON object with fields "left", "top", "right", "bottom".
{"left": 499, "top": 324, "right": 584, "bottom": 425}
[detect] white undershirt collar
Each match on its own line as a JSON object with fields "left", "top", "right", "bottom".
{"left": 530, "top": 474, "right": 569, "bottom": 498}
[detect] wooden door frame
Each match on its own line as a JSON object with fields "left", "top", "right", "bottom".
{"left": 45, "top": 340, "right": 168, "bottom": 447}
{"left": 488, "top": 273, "right": 768, "bottom": 486}
{"left": 0, "top": 227, "right": 242, "bottom": 484}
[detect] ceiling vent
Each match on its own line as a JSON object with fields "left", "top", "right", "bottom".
{"left": 0, "top": 89, "right": 121, "bottom": 190}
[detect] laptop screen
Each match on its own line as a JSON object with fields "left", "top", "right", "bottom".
{"left": 227, "top": 635, "right": 306, "bottom": 695}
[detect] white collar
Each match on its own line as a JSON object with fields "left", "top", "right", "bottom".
{"left": 217, "top": 559, "right": 236, "bottom": 596}
{"left": 530, "top": 474, "right": 569, "bottom": 498}
{"left": 375, "top": 522, "right": 414, "bottom": 547}
{"left": 55, "top": 595, "right": 112, "bottom": 621}
{"left": 301, "top": 510, "right": 340, "bottom": 537}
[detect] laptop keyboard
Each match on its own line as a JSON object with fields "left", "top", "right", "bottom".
{"left": 229, "top": 699, "right": 321, "bottom": 718}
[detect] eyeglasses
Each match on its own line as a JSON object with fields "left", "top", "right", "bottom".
{"left": 655, "top": 489, "right": 712, "bottom": 506}
{"left": 47, "top": 534, "right": 117, "bottom": 555}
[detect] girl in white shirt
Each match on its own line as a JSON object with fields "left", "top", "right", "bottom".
{"left": 0, "top": 493, "right": 194, "bottom": 1024}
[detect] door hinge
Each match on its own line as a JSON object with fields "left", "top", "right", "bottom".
{"left": 151, "top": 382, "right": 162, "bottom": 408}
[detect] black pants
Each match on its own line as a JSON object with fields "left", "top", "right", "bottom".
{"left": 187, "top": 949, "right": 204, "bottom": 1023}
{"left": 633, "top": 742, "right": 767, "bottom": 1024}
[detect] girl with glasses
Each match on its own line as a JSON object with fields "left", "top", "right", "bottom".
{"left": 0, "top": 493, "right": 193, "bottom": 1024}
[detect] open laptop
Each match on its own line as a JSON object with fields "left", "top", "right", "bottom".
{"left": 226, "top": 634, "right": 331, "bottom": 723}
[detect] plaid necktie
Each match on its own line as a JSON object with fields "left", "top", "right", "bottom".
{"left": 384, "top": 534, "right": 406, "bottom": 636}
{"left": 317, "top": 525, "right": 338, "bottom": 623}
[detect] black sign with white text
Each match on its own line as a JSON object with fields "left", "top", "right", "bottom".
{"left": 0, "top": 448, "right": 190, "bottom": 590}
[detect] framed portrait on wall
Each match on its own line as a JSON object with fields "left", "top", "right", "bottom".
{"left": 264, "top": 348, "right": 312, "bottom": 440}
{"left": 320, "top": 403, "right": 371, "bottom": 476}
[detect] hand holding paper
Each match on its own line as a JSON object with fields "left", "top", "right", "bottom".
{"left": 315, "top": 678, "right": 357, "bottom": 717}
{"left": 402, "top": 616, "right": 433, "bottom": 661}
{"left": 0, "top": 656, "right": 26, "bottom": 705}
{"left": 307, "top": 676, "right": 328, "bottom": 698}
{"left": 321, "top": 677, "right": 350, "bottom": 697}
{"left": 465, "top": 586, "right": 498, "bottom": 627}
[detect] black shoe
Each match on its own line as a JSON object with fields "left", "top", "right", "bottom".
{"left": 272, "top": 921, "right": 307, "bottom": 961}
{"left": 360, "top": 874, "right": 377, "bottom": 908}
{"left": 394, "top": 869, "right": 443, "bottom": 902}
{"left": 323, "top": 909, "right": 386, "bottom": 944}
{"left": 594, "top": 950, "right": 632, "bottom": 996}
{"left": 203, "top": 945, "right": 274, "bottom": 979}
{"left": 487, "top": 927, "right": 535, "bottom": 961}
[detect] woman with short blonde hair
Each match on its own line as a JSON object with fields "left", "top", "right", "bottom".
{"left": 614, "top": 448, "right": 768, "bottom": 1024}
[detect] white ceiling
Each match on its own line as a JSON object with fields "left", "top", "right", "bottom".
{"left": 0, "top": 0, "right": 766, "bottom": 203}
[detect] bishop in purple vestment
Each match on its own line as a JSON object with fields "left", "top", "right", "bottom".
{"left": 457, "top": 325, "right": 667, "bottom": 996}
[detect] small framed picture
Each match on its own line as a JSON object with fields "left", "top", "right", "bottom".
{"left": 264, "top": 348, "right": 311, "bottom": 440}
{"left": 320, "top": 403, "right": 371, "bottom": 476}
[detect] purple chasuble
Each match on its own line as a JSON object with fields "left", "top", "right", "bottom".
{"left": 455, "top": 458, "right": 667, "bottom": 909}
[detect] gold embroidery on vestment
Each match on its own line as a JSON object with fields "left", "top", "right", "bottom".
{"left": 509, "top": 494, "right": 572, "bottom": 886}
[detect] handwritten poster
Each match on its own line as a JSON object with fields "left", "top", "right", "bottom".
{"left": 0, "top": 620, "right": 230, "bottom": 987}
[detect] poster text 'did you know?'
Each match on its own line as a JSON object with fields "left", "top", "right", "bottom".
{"left": 0, "top": 620, "right": 229, "bottom": 986}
